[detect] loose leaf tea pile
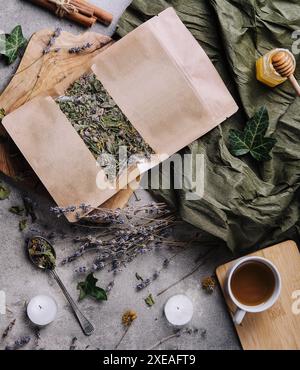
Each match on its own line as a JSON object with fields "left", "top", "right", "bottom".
{"left": 57, "top": 73, "right": 154, "bottom": 178}
{"left": 28, "top": 237, "right": 56, "bottom": 270}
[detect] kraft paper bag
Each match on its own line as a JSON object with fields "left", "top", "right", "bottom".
{"left": 92, "top": 8, "right": 238, "bottom": 155}
{"left": 3, "top": 7, "right": 238, "bottom": 222}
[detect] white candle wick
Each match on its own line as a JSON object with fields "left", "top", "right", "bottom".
{"left": 27, "top": 295, "right": 57, "bottom": 327}
{"left": 164, "top": 294, "right": 194, "bottom": 327}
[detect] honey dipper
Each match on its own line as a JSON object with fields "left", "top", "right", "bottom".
{"left": 272, "top": 51, "right": 300, "bottom": 96}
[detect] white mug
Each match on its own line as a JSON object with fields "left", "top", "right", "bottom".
{"left": 226, "top": 256, "right": 281, "bottom": 325}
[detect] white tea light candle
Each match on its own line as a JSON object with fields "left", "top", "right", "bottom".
{"left": 164, "top": 294, "right": 193, "bottom": 326}
{"left": 27, "top": 295, "right": 57, "bottom": 326}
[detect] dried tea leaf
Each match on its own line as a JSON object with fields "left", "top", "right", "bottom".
{"left": 77, "top": 273, "right": 107, "bottom": 302}
{"left": 1, "top": 25, "right": 27, "bottom": 64}
{"left": 19, "top": 219, "right": 27, "bottom": 231}
{"left": 145, "top": 294, "right": 155, "bottom": 307}
{"left": 229, "top": 107, "right": 276, "bottom": 161}
{"left": 9, "top": 206, "right": 25, "bottom": 216}
{"left": 0, "top": 182, "right": 10, "bottom": 200}
{"left": 135, "top": 272, "right": 144, "bottom": 281}
{"left": 23, "top": 196, "right": 37, "bottom": 222}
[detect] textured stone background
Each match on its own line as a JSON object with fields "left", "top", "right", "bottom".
{"left": 0, "top": 0, "right": 240, "bottom": 350}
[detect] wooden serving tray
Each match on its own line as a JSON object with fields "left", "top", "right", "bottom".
{"left": 0, "top": 29, "right": 134, "bottom": 209}
{"left": 216, "top": 240, "right": 300, "bottom": 350}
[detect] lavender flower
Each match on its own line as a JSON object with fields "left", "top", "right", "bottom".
{"left": 136, "top": 278, "right": 151, "bottom": 291}
{"left": 105, "top": 281, "right": 114, "bottom": 294}
{"left": 152, "top": 271, "right": 160, "bottom": 280}
{"left": 163, "top": 258, "right": 170, "bottom": 268}
{"left": 5, "top": 336, "right": 31, "bottom": 350}
{"left": 43, "top": 28, "right": 62, "bottom": 55}
{"left": 75, "top": 266, "right": 87, "bottom": 274}
{"left": 50, "top": 205, "right": 76, "bottom": 217}
{"left": 68, "top": 43, "right": 93, "bottom": 54}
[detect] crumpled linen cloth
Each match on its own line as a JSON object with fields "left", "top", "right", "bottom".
{"left": 116, "top": 0, "right": 300, "bottom": 253}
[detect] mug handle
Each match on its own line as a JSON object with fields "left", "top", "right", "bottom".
{"left": 233, "top": 308, "right": 246, "bottom": 325}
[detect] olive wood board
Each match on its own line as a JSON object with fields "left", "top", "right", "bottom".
{"left": 216, "top": 240, "right": 300, "bottom": 350}
{"left": 0, "top": 29, "right": 135, "bottom": 209}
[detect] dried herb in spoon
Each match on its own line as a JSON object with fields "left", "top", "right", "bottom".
{"left": 28, "top": 238, "right": 56, "bottom": 270}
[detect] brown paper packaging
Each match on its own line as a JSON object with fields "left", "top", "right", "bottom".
{"left": 2, "top": 8, "right": 238, "bottom": 222}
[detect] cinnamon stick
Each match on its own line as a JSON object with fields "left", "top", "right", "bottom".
{"left": 70, "top": 1, "right": 94, "bottom": 18}
{"left": 76, "top": 0, "right": 113, "bottom": 25}
{"left": 26, "top": 0, "right": 97, "bottom": 27}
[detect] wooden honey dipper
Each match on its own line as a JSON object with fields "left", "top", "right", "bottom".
{"left": 272, "top": 51, "right": 300, "bottom": 96}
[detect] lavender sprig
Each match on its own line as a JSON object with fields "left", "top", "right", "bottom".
{"left": 1, "top": 319, "right": 16, "bottom": 340}
{"left": 43, "top": 28, "right": 62, "bottom": 55}
{"left": 68, "top": 43, "right": 93, "bottom": 54}
{"left": 5, "top": 336, "right": 31, "bottom": 350}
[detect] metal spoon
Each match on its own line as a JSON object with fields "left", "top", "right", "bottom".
{"left": 27, "top": 236, "right": 94, "bottom": 336}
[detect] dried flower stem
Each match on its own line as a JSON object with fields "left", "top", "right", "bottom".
{"left": 114, "top": 325, "right": 131, "bottom": 350}
{"left": 157, "top": 248, "right": 215, "bottom": 296}
{"left": 147, "top": 333, "right": 180, "bottom": 350}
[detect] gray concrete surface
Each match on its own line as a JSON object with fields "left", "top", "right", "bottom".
{"left": 0, "top": 0, "right": 240, "bottom": 350}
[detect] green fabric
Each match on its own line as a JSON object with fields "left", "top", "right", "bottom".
{"left": 116, "top": 0, "right": 300, "bottom": 253}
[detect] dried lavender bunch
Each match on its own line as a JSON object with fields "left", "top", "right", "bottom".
{"left": 56, "top": 73, "right": 154, "bottom": 178}
{"left": 5, "top": 336, "right": 31, "bottom": 350}
{"left": 57, "top": 203, "right": 176, "bottom": 274}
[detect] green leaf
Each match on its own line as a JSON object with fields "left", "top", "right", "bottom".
{"left": 1, "top": 26, "right": 27, "bottom": 64}
{"left": 9, "top": 206, "right": 25, "bottom": 216}
{"left": 251, "top": 136, "right": 277, "bottom": 161}
{"left": 19, "top": 219, "right": 27, "bottom": 231}
{"left": 0, "top": 182, "right": 10, "bottom": 200}
{"left": 228, "top": 107, "right": 276, "bottom": 161}
{"left": 228, "top": 130, "right": 250, "bottom": 156}
{"left": 77, "top": 273, "right": 108, "bottom": 302}
{"left": 144, "top": 294, "right": 155, "bottom": 307}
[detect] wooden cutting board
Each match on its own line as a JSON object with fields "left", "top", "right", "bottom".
{"left": 0, "top": 29, "right": 134, "bottom": 209}
{"left": 216, "top": 240, "right": 300, "bottom": 350}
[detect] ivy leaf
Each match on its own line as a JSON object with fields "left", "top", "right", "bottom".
{"left": 228, "top": 107, "right": 276, "bottom": 161}
{"left": 1, "top": 26, "right": 27, "bottom": 64}
{"left": 0, "top": 182, "right": 10, "bottom": 200}
{"left": 77, "top": 273, "right": 107, "bottom": 302}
